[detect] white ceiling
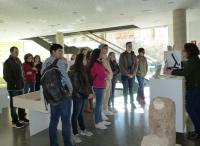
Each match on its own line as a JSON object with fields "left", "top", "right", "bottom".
{"left": 0, "top": 0, "right": 200, "bottom": 41}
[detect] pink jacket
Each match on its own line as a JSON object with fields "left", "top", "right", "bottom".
{"left": 90, "top": 61, "right": 108, "bottom": 88}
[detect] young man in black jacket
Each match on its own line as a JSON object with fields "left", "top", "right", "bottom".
{"left": 3, "top": 46, "right": 29, "bottom": 128}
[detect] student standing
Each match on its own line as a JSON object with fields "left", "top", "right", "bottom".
{"left": 34, "top": 55, "right": 42, "bottom": 91}
{"left": 23, "top": 53, "right": 36, "bottom": 93}
{"left": 108, "top": 52, "right": 120, "bottom": 112}
{"left": 88, "top": 49, "right": 111, "bottom": 130}
{"left": 41, "top": 44, "right": 74, "bottom": 146}
{"left": 136, "top": 48, "right": 148, "bottom": 105}
{"left": 119, "top": 42, "right": 138, "bottom": 108}
{"left": 69, "top": 54, "right": 94, "bottom": 144}
{"left": 99, "top": 44, "right": 114, "bottom": 117}
{"left": 3, "top": 46, "right": 28, "bottom": 128}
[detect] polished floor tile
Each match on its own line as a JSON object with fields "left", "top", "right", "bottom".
{"left": 0, "top": 88, "right": 200, "bottom": 146}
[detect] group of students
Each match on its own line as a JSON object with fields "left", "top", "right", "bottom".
{"left": 3, "top": 42, "right": 148, "bottom": 146}
{"left": 3, "top": 47, "right": 42, "bottom": 128}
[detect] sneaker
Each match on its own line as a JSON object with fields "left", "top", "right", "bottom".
{"left": 139, "top": 99, "right": 146, "bottom": 105}
{"left": 95, "top": 123, "right": 108, "bottom": 130}
{"left": 131, "top": 103, "right": 136, "bottom": 109}
{"left": 102, "top": 121, "right": 111, "bottom": 126}
{"left": 19, "top": 118, "right": 29, "bottom": 124}
{"left": 73, "top": 134, "right": 82, "bottom": 144}
{"left": 12, "top": 122, "right": 25, "bottom": 129}
{"left": 80, "top": 130, "right": 93, "bottom": 137}
{"left": 187, "top": 132, "right": 200, "bottom": 140}
{"left": 111, "top": 108, "right": 118, "bottom": 113}
{"left": 102, "top": 112, "right": 109, "bottom": 121}
{"left": 104, "top": 110, "right": 114, "bottom": 116}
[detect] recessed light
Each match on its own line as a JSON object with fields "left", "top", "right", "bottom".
{"left": 57, "top": 28, "right": 74, "bottom": 32}
{"left": 96, "top": 6, "right": 103, "bottom": 12}
{"left": 142, "top": 10, "right": 153, "bottom": 13}
{"left": 73, "top": 11, "right": 79, "bottom": 14}
{"left": 168, "top": 1, "right": 174, "bottom": 4}
{"left": 32, "top": 6, "right": 39, "bottom": 10}
{"left": 0, "top": 19, "right": 4, "bottom": 23}
{"left": 81, "top": 16, "right": 86, "bottom": 20}
{"left": 120, "top": 13, "right": 125, "bottom": 16}
{"left": 39, "top": 19, "right": 47, "bottom": 23}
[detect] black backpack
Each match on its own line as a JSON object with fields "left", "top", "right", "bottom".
{"left": 41, "top": 59, "right": 70, "bottom": 107}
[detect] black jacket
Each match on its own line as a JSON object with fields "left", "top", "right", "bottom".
{"left": 172, "top": 56, "right": 200, "bottom": 91}
{"left": 35, "top": 62, "right": 42, "bottom": 83}
{"left": 69, "top": 67, "right": 93, "bottom": 99}
{"left": 3, "top": 56, "right": 24, "bottom": 91}
{"left": 109, "top": 60, "right": 120, "bottom": 79}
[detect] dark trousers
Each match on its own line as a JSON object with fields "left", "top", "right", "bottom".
{"left": 121, "top": 75, "right": 135, "bottom": 104}
{"left": 24, "top": 82, "right": 35, "bottom": 94}
{"left": 136, "top": 75, "right": 145, "bottom": 99}
{"left": 72, "top": 97, "right": 86, "bottom": 135}
{"left": 35, "top": 82, "right": 40, "bottom": 91}
{"left": 186, "top": 88, "right": 200, "bottom": 134}
{"left": 109, "top": 78, "right": 117, "bottom": 107}
{"left": 8, "top": 91, "right": 26, "bottom": 123}
{"left": 49, "top": 99, "right": 74, "bottom": 146}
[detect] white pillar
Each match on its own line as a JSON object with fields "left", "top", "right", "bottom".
{"left": 173, "top": 9, "right": 187, "bottom": 50}
{"left": 56, "top": 32, "right": 64, "bottom": 47}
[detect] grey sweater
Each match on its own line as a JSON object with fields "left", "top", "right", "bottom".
{"left": 41, "top": 56, "right": 73, "bottom": 95}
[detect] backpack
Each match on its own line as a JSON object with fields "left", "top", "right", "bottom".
{"left": 41, "top": 59, "right": 70, "bottom": 107}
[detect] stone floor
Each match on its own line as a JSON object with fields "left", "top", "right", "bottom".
{"left": 0, "top": 88, "right": 200, "bottom": 146}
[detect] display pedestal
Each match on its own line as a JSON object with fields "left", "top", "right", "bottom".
{"left": 149, "top": 75, "right": 186, "bottom": 133}
{"left": 0, "top": 88, "right": 9, "bottom": 114}
{"left": 13, "top": 91, "right": 62, "bottom": 136}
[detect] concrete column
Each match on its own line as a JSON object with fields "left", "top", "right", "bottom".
{"left": 56, "top": 32, "right": 64, "bottom": 47}
{"left": 173, "top": 9, "right": 187, "bottom": 50}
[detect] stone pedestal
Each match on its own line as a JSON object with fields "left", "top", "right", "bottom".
{"left": 141, "top": 97, "right": 180, "bottom": 146}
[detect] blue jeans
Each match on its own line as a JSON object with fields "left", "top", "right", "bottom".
{"left": 49, "top": 99, "right": 74, "bottom": 146}
{"left": 93, "top": 88, "right": 104, "bottom": 124}
{"left": 72, "top": 97, "right": 86, "bottom": 135}
{"left": 24, "top": 82, "right": 35, "bottom": 94}
{"left": 121, "top": 75, "right": 135, "bottom": 104}
{"left": 8, "top": 91, "right": 26, "bottom": 123}
{"left": 136, "top": 76, "right": 145, "bottom": 99}
{"left": 186, "top": 88, "right": 200, "bottom": 134}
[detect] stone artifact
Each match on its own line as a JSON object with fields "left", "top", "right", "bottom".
{"left": 141, "top": 97, "right": 181, "bottom": 146}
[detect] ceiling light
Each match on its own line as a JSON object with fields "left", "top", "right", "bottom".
{"left": 57, "top": 28, "right": 74, "bottom": 32}
{"left": 168, "top": 1, "right": 174, "bottom": 4}
{"left": 142, "top": 0, "right": 149, "bottom": 1}
{"left": 73, "top": 11, "right": 79, "bottom": 14}
{"left": 26, "top": 21, "right": 30, "bottom": 24}
{"left": 120, "top": 13, "right": 125, "bottom": 16}
{"left": 32, "top": 6, "right": 39, "bottom": 10}
{"left": 142, "top": 9, "right": 153, "bottom": 13}
{"left": 39, "top": 19, "right": 47, "bottom": 23}
{"left": 96, "top": 6, "right": 103, "bottom": 12}
{"left": 0, "top": 19, "right": 4, "bottom": 23}
{"left": 81, "top": 16, "right": 86, "bottom": 20}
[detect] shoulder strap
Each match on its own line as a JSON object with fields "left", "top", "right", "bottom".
{"left": 52, "top": 59, "right": 59, "bottom": 66}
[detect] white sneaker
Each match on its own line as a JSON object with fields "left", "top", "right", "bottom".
{"left": 95, "top": 123, "right": 108, "bottom": 130}
{"left": 102, "top": 112, "right": 109, "bottom": 121}
{"left": 102, "top": 121, "right": 111, "bottom": 126}
{"left": 80, "top": 130, "right": 93, "bottom": 137}
{"left": 73, "top": 134, "right": 82, "bottom": 144}
{"left": 111, "top": 108, "right": 118, "bottom": 113}
{"left": 104, "top": 110, "right": 114, "bottom": 116}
